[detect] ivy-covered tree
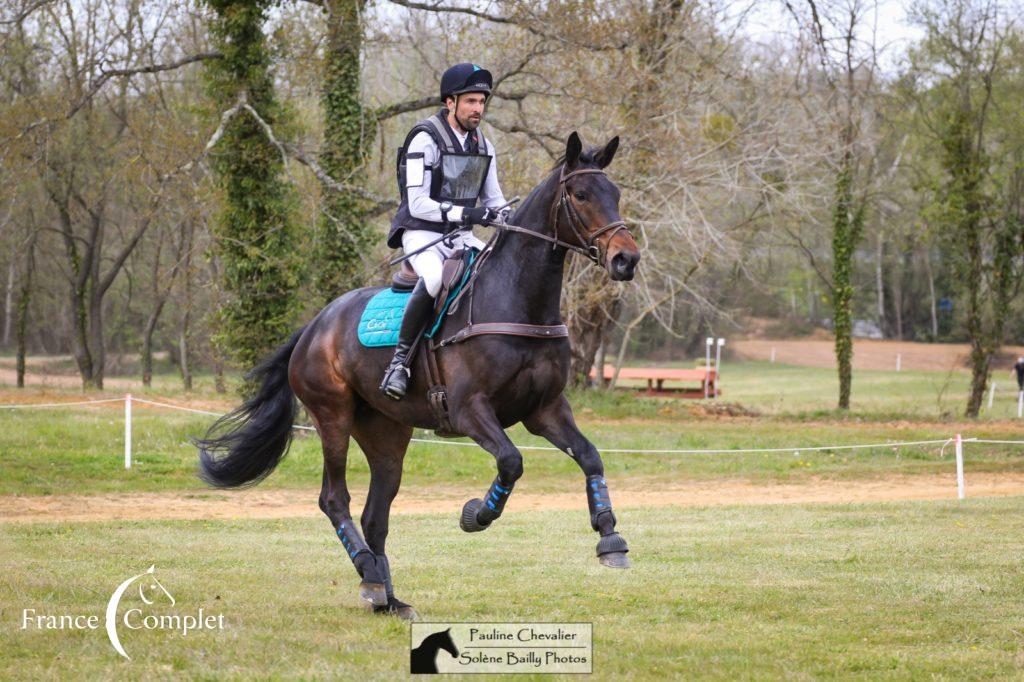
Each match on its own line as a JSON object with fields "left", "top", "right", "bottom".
{"left": 314, "top": 0, "right": 377, "bottom": 300}
{"left": 205, "top": 0, "right": 301, "bottom": 371}
{"left": 912, "top": 0, "right": 1023, "bottom": 417}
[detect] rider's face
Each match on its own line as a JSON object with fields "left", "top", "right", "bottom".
{"left": 448, "top": 93, "right": 487, "bottom": 132}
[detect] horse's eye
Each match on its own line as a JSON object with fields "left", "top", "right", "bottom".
{"left": 574, "top": 191, "right": 587, "bottom": 201}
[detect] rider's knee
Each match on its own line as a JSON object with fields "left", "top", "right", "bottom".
{"left": 412, "top": 258, "right": 443, "bottom": 297}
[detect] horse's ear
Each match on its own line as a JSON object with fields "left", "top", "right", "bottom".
{"left": 565, "top": 132, "right": 582, "bottom": 168}
{"left": 594, "top": 136, "right": 619, "bottom": 169}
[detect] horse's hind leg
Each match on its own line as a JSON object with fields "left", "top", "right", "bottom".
{"left": 310, "top": 397, "right": 391, "bottom": 607}
{"left": 351, "top": 409, "right": 416, "bottom": 619}
{"left": 523, "top": 395, "right": 630, "bottom": 568}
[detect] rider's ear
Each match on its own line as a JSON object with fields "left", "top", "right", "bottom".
{"left": 565, "top": 132, "right": 582, "bottom": 168}
{"left": 594, "top": 136, "right": 619, "bottom": 169}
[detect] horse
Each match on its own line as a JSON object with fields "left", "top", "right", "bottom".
{"left": 410, "top": 627, "right": 460, "bottom": 673}
{"left": 196, "top": 132, "right": 641, "bottom": 620}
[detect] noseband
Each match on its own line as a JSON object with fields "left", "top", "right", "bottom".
{"left": 549, "top": 167, "right": 631, "bottom": 265}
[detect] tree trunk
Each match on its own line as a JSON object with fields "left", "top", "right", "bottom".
{"left": 566, "top": 267, "right": 621, "bottom": 387}
{"left": 179, "top": 221, "right": 195, "bottom": 392}
{"left": 923, "top": 246, "right": 938, "bottom": 338}
{"left": 15, "top": 233, "right": 37, "bottom": 388}
{"left": 891, "top": 251, "right": 903, "bottom": 340}
{"left": 3, "top": 259, "right": 14, "bottom": 346}
{"left": 831, "top": 145, "right": 865, "bottom": 410}
{"left": 179, "top": 309, "right": 193, "bottom": 392}
{"left": 213, "top": 356, "right": 226, "bottom": 394}
{"left": 875, "top": 230, "right": 886, "bottom": 336}
{"left": 141, "top": 300, "right": 166, "bottom": 387}
{"left": 315, "top": 0, "right": 375, "bottom": 300}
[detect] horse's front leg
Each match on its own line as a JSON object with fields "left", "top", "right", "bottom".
{"left": 524, "top": 395, "right": 630, "bottom": 568}
{"left": 452, "top": 395, "right": 523, "bottom": 533}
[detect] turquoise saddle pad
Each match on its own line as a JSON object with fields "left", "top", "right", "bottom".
{"left": 357, "top": 250, "right": 478, "bottom": 348}
{"left": 357, "top": 289, "right": 411, "bottom": 347}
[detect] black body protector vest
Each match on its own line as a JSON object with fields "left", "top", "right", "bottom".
{"left": 387, "top": 109, "right": 491, "bottom": 249}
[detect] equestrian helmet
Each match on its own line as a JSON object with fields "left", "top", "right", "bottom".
{"left": 440, "top": 63, "right": 492, "bottom": 102}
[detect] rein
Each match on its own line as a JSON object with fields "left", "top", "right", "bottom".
{"left": 485, "top": 167, "right": 630, "bottom": 265}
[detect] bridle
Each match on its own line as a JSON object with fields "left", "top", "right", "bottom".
{"left": 486, "top": 166, "right": 632, "bottom": 266}
{"left": 549, "top": 167, "right": 631, "bottom": 265}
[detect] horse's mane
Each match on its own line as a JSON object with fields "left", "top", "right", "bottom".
{"left": 509, "top": 145, "right": 605, "bottom": 226}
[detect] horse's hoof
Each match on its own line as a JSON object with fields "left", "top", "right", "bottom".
{"left": 394, "top": 605, "right": 419, "bottom": 620}
{"left": 372, "top": 604, "right": 420, "bottom": 620}
{"left": 460, "top": 498, "right": 491, "bottom": 533}
{"left": 598, "top": 551, "right": 631, "bottom": 568}
{"left": 596, "top": 532, "right": 630, "bottom": 568}
{"left": 359, "top": 581, "right": 389, "bottom": 606}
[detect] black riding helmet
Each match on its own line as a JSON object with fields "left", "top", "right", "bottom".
{"left": 439, "top": 63, "right": 493, "bottom": 102}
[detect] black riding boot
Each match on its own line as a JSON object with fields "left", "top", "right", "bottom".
{"left": 380, "top": 279, "right": 435, "bottom": 400}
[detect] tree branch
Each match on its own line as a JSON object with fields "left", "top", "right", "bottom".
{"left": 66, "top": 51, "right": 223, "bottom": 120}
{"left": 0, "top": 0, "right": 57, "bottom": 26}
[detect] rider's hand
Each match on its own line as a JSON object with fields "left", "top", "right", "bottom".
{"left": 461, "top": 206, "right": 496, "bottom": 226}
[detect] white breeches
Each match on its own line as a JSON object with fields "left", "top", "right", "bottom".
{"left": 401, "top": 229, "right": 487, "bottom": 298}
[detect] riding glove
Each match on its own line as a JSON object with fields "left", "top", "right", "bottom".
{"left": 461, "top": 206, "right": 496, "bottom": 226}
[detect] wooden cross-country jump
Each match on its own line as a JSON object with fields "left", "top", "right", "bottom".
{"left": 590, "top": 365, "right": 719, "bottom": 398}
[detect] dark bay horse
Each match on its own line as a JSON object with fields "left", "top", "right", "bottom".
{"left": 197, "top": 132, "right": 641, "bottom": 619}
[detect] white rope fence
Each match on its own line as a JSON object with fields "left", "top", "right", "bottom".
{"left": 2, "top": 394, "right": 1023, "bottom": 501}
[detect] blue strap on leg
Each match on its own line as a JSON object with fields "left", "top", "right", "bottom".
{"left": 586, "top": 474, "right": 616, "bottom": 532}
{"left": 336, "top": 520, "right": 373, "bottom": 560}
{"left": 484, "top": 478, "right": 513, "bottom": 515}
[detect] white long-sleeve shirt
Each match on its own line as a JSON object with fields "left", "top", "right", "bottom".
{"left": 405, "top": 128, "right": 506, "bottom": 223}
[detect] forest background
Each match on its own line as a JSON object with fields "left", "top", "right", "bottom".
{"left": 0, "top": 0, "right": 1021, "bottom": 417}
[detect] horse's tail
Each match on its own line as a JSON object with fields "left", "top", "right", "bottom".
{"left": 195, "top": 327, "right": 306, "bottom": 488}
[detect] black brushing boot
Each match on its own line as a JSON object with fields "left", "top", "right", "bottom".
{"left": 380, "top": 279, "right": 435, "bottom": 400}
{"left": 586, "top": 474, "right": 630, "bottom": 568}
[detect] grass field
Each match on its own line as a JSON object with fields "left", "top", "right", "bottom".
{"left": 4, "top": 500, "right": 1024, "bottom": 678}
{"left": 3, "top": 359, "right": 1023, "bottom": 678}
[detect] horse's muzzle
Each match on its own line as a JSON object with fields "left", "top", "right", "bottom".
{"left": 608, "top": 250, "right": 639, "bottom": 281}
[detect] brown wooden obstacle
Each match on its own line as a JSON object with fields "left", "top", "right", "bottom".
{"left": 589, "top": 364, "right": 719, "bottom": 398}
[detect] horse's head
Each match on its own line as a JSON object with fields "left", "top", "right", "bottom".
{"left": 138, "top": 564, "right": 176, "bottom": 606}
{"left": 554, "top": 132, "right": 640, "bottom": 281}
{"left": 435, "top": 628, "right": 459, "bottom": 658}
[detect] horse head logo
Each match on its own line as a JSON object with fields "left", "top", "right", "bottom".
{"left": 105, "top": 565, "right": 174, "bottom": 660}
{"left": 410, "top": 627, "right": 459, "bottom": 674}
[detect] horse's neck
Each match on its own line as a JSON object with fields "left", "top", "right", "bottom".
{"left": 473, "top": 180, "right": 567, "bottom": 324}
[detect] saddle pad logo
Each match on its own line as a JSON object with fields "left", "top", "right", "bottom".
{"left": 410, "top": 622, "right": 592, "bottom": 674}
{"left": 357, "top": 289, "right": 412, "bottom": 347}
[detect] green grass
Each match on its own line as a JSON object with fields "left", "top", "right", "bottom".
{"left": 3, "top": 358, "right": 1021, "bottom": 421}
{"left": 3, "top": 499, "right": 1024, "bottom": 679}
{"left": 605, "top": 361, "right": 1023, "bottom": 420}
{"left": 1, "top": 407, "right": 1022, "bottom": 496}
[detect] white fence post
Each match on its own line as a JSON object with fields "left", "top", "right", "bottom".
{"left": 770, "top": 347, "right": 776, "bottom": 363}
{"left": 987, "top": 382, "right": 996, "bottom": 410}
{"left": 955, "top": 433, "right": 964, "bottom": 500}
{"left": 124, "top": 394, "right": 132, "bottom": 469}
{"left": 896, "top": 353, "right": 902, "bottom": 372}
{"left": 704, "top": 338, "right": 713, "bottom": 399}
{"left": 714, "top": 338, "right": 725, "bottom": 398}
{"left": 1018, "top": 391, "right": 1023, "bottom": 419}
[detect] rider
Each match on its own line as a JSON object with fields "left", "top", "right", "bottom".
{"left": 380, "top": 63, "right": 508, "bottom": 400}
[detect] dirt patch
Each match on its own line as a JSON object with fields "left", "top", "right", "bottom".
{"left": 688, "top": 402, "right": 762, "bottom": 418}
{"left": 732, "top": 339, "right": 1024, "bottom": 372}
{"left": 3, "top": 473, "right": 1023, "bottom": 524}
